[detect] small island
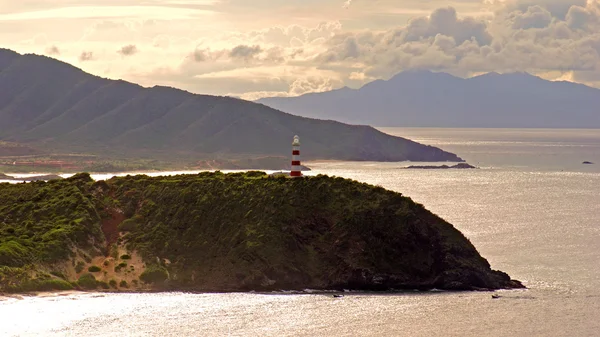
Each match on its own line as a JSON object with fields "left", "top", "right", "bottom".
{"left": 0, "top": 172, "right": 523, "bottom": 293}
{"left": 403, "top": 163, "right": 477, "bottom": 170}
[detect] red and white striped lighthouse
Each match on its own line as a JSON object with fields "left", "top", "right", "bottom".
{"left": 290, "top": 135, "right": 302, "bottom": 177}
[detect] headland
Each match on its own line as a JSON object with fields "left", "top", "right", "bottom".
{"left": 0, "top": 172, "right": 523, "bottom": 294}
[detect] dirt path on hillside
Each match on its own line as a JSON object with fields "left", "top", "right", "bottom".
{"left": 101, "top": 208, "right": 126, "bottom": 250}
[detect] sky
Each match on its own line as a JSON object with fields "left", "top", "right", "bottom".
{"left": 2, "top": 0, "right": 600, "bottom": 99}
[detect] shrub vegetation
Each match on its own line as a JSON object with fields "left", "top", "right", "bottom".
{"left": 0, "top": 171, "right": 521, "bottom": 292}
{"left": 77, "top": 273, "right": 97, "bottom": 290}
{"left": 139, "top": 265, "right": 168, "bottom": 284}
{"left": 75, "top": 261, "right": 85, "bottom": 273}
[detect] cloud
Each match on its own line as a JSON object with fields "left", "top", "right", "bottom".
{"left": 12, "top": 1, "right": 600, "bottom": 100}
{"left": 46, "top": 45, "right": 60, "bottom": 55}
{"left": 312, "top": 1, "right": 600, "bottom": 85}
{"left": 566, "top": 2, "right": 600, "bottom": 30}
{"left": 229, "top": 45, "right": 262, "bottom": 60}
{"left": 509, "top": 5, "right": 553, "bottom": 29}
{"left": 506, "top": 0, "right": 588, "bottom": 20}
{"left": 79, "top": 51, "right": 94, "bottom": 62}
{"left": 118, "top": 44, "right": 139, "bottom": 56}
{"left": 289, "top": 76, "right": 341, "bottom": 96}
{"left": 122, "top": 1, "right": 600, "bottom": 99}
{"left": 193, "top": 48, "right": 209, "bottom": 62}
{"left": 0, "top": 6, "right": 214, "bottom": 21}
{"left": 153, "top": 35, "right": 171, "bottom": 49}
{"left": 343, "top": 0, "right": 352, "bottom": 9}
{"left": 404, "top": 7, "right": 492, "bottom": 46}
{"left": 232, "top": 73, "right": 344, "bottom": 101}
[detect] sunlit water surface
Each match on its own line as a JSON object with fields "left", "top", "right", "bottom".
{"left": 1, "top": 128, "right": 600, "bottom": 336}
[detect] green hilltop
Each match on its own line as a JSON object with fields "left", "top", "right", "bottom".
{"left": 0, "top": 172, "right": 522, "bottom": 293}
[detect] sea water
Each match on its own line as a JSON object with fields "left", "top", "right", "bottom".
{"left": 1, "top": 128, "right": 599, "bottom": 336}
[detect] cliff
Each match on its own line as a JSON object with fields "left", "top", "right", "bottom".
{"left": 0, "top": 172, "right": 522, "bottom": 293}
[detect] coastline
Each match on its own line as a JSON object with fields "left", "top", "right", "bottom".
{"left": 2, "top": 158, "right": 474, "bottom": 178}
{"left": 0, "top": 283, "right": 524, "bottom": 299}
{"left": 0, "top": 290, "right": 82, "bottom": 301}
{"left": 1, "top": 285, "right": 526, "bottom": 302}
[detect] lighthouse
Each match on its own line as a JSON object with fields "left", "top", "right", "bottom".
{"left": 290, "top": 135, "right": 302, "bottom": 177}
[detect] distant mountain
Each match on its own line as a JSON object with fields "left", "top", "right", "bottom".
{"left": 257, "top": 70, "right": 600, "bottom": 128}
{"left": 0, "top": 49, "right": 462, "bottom": 164}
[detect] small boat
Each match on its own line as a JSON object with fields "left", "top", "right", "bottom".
{"left": 332, "top": 294, "right": 344, "bottom": 298}
{"left": 491, "top": 294, "right": 501, "bottom": 299}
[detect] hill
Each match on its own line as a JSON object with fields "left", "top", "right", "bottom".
{"left": 0, "top": 141, "right": 43, "bottom": 157}
{"left": 257, "top": 70, "right": 600, "bottom": 128}
{"left": 0, "top": 49, "right": 462, "bottom": 166}
{"left": 0, "top": 172, "right": 523, "bottom": 293}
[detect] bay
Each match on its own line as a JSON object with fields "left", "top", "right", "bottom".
{"left": 2, "top": 128, "right": 599, "bottom": 336}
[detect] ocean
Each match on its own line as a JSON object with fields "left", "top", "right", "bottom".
{"left": 1, "top": 128, "right": 599, "bottom": 336}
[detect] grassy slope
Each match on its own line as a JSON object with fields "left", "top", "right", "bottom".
{"left": 0, "top": 172, "right": 522, "bottom": 293}
{"left": 0, "top": 174, "right": 105, "bottom": 291}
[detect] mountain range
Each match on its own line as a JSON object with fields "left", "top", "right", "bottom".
{"left": 0, "top": 49, "right": 462, "bottom": 166}
{"left": 257, "top": 70, "right": 600, "bottom": 128}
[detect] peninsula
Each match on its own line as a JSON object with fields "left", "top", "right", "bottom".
{"left": 0, "top": 172, "right": 523, "bottom": 293}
